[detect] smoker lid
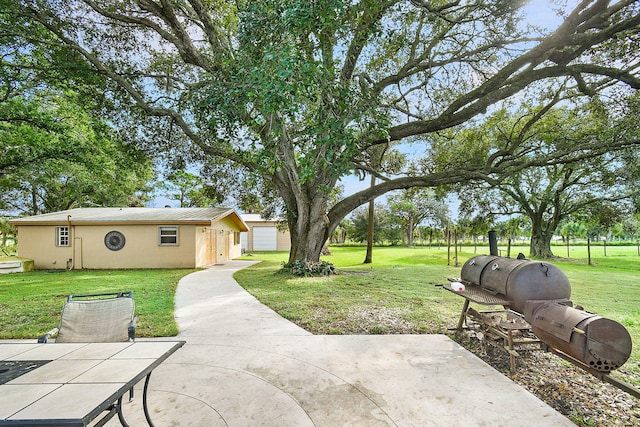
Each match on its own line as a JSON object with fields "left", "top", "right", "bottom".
{"left": 460, "top": 255, "right": 498, "bottom": 286}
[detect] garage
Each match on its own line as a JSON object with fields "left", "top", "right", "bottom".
{"left": 240, "top": 214, "right": 291, "bottom": 252}
{"left": 252, "top": 227, "right": 278, "bottom": 250}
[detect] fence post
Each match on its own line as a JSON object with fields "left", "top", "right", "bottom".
{"left": 447, "top": 228, "right": 451, "bottom": 266}
{"left": 454, "top": 229, "right": 459, "bottom": 267}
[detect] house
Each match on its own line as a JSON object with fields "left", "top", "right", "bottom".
{"left": 240, "top": 214, "right": 291, "bottom": 252}
{"left": 9, "top": 207, "right": 248, "bottom": 270}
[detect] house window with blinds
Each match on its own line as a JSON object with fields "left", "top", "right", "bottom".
{"left": 159, "top": 226, "right": 179, "bottom": 245}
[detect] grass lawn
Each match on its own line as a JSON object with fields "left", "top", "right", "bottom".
{"left": 0, "top": 269, "right": 196, "bottom": 339}
{"left": 1, "top": 243, "right": 638, "bottom": 384}
{"left": 236, "top": 245, "right": 640, "bottom": 382}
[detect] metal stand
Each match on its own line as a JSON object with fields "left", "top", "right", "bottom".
{"left": 116, "top": 396, "right": 130, "bottom": 427}
{"left": 465, "top": 307, "right": 541, "bottom": 372}
{"left": 445, "top": 281, "right": 540, "bottom": 372}
{"left": 548, "top": 348, "right": 640, "bottom": 399}
{"left": 143, "top": 373, "right": 155, "bottom": 427}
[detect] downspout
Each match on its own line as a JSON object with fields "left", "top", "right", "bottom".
{"left": 67, "top": 215, "right": 73, "bottom": 271}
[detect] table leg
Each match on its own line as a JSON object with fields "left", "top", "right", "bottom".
{"left": 115, "top": 373, "right": 155, "bottom": 426}
{"left": 116, "top": 396, "right": 130, "bottom": 427}
{"left": 143, "top": 372, "right": 155, "bottom": 427}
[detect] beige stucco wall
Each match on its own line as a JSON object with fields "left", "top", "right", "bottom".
{"left": 212, "top": 217, "right": 244, "bottom": 262}
{"left": 276, "top": 228, "right": 291, "bottom": 251}
{"left": 193, "top": 218, "right": 242, "bottom": 267}
{"left": 16, "top": 218, "right": 245, "bottom": 270}
{"left": 17, "top": 224, "right": 199, "bottom": 269}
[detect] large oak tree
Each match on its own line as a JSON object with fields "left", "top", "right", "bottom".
{"left": 8, "top": 0, "right": 640, "bottom": 262}
{"left": 443, "top": 97, "right": 640, "bottom": 258}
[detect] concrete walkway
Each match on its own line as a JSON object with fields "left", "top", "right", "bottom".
{"left": 110, "top": 261, "right": 574, "bottom": 426}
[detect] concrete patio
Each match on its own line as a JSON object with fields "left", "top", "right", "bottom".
{"left": 106, "top": 261, "right": 574, "bottom": 426}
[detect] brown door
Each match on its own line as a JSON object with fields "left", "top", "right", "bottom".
{"left": 205, "top": 229, "right": 217, "bottom": 265}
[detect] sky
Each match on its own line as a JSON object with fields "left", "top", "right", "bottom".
{"left": 151, "top": 0, "right": 574, "bottom": 215}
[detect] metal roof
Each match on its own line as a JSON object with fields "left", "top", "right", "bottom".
{"left": 240, "top": 214, "right": 282, "bottom": 222}
{"left": 9, "top": 208, "right": 249, "bottom": 231}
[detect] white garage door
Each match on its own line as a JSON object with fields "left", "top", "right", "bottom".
{"left": 253, "top": 227, "right": 277, "bottom": 250}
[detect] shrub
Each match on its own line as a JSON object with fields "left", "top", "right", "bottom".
{"left": 280, "top": 258, "right": 336, "bottom": 277}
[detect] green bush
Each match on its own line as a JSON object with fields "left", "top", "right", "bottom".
{"left": 281, "top": 258, "right": 336, "bottom": 276}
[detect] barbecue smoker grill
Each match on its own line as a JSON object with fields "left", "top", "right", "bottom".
{"left": 457, "top": 255, "right": 631, "bottom": 372}
{"left": 444, "top": 233, "right": 637, "bottom": 396}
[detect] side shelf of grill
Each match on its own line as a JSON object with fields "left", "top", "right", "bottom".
{"left": 443, "top": 281, "right": 512, "bottom": 306}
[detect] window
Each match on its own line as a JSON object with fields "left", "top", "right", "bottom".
{"left": 159, "top": 227, "right": 178, "bottom": 245}
{"left": 234, "top": 232, "right": 240, "bottom": 245}
{"left": 56, "top": 226, "right": 69, "bottom": 247}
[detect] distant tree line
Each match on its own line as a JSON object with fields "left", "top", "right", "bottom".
{"left": 332, "top": 191, "right": 640, "bottom": 251}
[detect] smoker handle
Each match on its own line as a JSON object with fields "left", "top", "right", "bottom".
{"left": 540, "top": 263, "right": 549, "bottom": 276}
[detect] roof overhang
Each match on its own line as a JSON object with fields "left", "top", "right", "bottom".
{"left": 9, "top": 208, "right": 250, "bottom": 232}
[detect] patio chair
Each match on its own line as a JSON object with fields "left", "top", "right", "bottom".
{"left": 37, "top": 291, "right": 138, "bottom": 405}
{"left": 38, "top": 291, "right": 137, "bottom": 343}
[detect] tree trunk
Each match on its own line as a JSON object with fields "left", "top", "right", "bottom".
{"left": 407, "top": 213, "right": 414, "bottom": 248}
{"left": 31, "top": 185, "right": 39, "bottom": 215}
{"left": 529, "top": 222, "right": 555, "bottom": 258}
{"left": 287, "top": 204, "right": 331, "bottom": 264}
{"left": 278, "top": 162, "right": 339, "bottom": 264}
{"left": 364, "top": 174, "right": 375, "bottom": 264}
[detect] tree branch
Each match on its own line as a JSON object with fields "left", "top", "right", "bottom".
{"left": 340, "top": 1, "right": 398, "bottom": 82}
{"left": 374, "top": 0, "right": 640, "bottom": 144}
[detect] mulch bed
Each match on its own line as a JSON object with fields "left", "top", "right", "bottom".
{"left": 454, "top": 329, "right": 640, "bottom": 427}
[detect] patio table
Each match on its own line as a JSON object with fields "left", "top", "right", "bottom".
{"left": 0, "top": 340, "right": 185, "bottom": 426}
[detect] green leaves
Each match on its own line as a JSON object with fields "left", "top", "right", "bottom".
{"left": 280, "top": 258, "right": 336, "bottom": 276}
{"left": 157, "top": 171, "right": 225, "bottom": 207}
{"left": 7, "top": 0, "right": 639, "bottom": 262}
{"left": 0, "top": 97, "right": 69, "bottom": 175}
{"left": 0, "top": 90, "right": 153, "bottom": 214}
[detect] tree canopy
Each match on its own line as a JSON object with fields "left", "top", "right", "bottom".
{"left": 6, "top": 0, "right": 640, "bottom": 261}
{"left": 0, "top": 90, "right": 154, "bottom": 214}
{"left": 388, "top": 188, "right": 449, "bottom": 247}
{"left": 445, "top": 95, "right": 640, "bottom": 257}
{"left": 157, "top": 170, "right": 225, "bottom": 207}
{"left": 0, "top": 1, "right": 154, "bottom": 215}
